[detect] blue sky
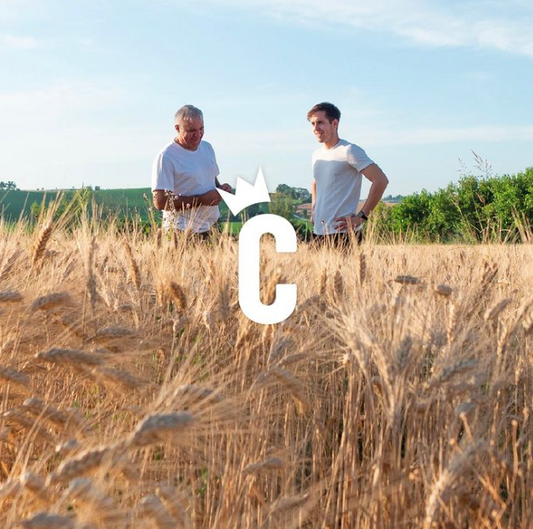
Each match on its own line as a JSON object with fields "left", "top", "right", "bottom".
{"left": 0, "top": 0, "right": 532, "bottom": 196}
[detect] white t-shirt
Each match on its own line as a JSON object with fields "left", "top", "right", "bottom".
{"left": 151, "top": 140, "right": 220, "bottom": 232}
{"left": 312, "top": 139, "right": 373, "bottom": 235}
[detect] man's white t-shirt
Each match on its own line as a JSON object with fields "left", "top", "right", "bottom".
{"left": 151, "top": 140, "right": 220, "bottom": 232}
{"left": 312, "top": 139, "right": 374, "bottom": 235}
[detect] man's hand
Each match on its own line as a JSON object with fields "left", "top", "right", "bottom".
{"left": 334, "top": 213, "right": 364, "bottom": 232}
{"left": 200, "top": 189, "right": 223, "bottom": 206}
{"left": 218, "top": 183, "right": 232, "bottom": 193}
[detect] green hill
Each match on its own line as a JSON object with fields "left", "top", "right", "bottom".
{"left": 0, "top": 188, "right": 311, "bottom": 237}
{"left": 0, "top": 188, "right": 152, "bottom": 222}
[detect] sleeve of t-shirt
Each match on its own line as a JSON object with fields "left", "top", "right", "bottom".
{"left": 206, "top": 142, "right": 220, "bottom": 178}
{"left": 151, "top": 152, "right": 175, "bottom": 191}
{"left": 347, "top": 144, "right": 374, "bottom": 173}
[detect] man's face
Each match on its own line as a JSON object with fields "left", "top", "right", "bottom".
{"left": 308, "top": 111, "right": 338, "bottom": 145}
{"left": 175, "top": 117, "right": 204, "bottom": 150}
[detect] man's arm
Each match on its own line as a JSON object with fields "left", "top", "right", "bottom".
{"left": 359, "top": 163, "right": 389, "bottom": 215}
{"left": 215, "top": 178, "right": 232, "bottom": 193}
{"left": 311, "top": 178, "right": 316, "bottom": 222}
{"left": 334, "top": 163, "right": 389, "bottom": 231}
{"left": 152, "top": 189, "right": 222, "bottom": 211}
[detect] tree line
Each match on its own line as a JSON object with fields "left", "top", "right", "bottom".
{"left": 0, "top": 181, "right": 18, "bottom": 190}
{"left": 371, "top": 166, "right": 533, "bottom": 242}
{"left": 6, "top": 165, "right": 533, "bottom": 243}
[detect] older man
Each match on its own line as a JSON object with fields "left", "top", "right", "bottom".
{"left": 151, "top": 105, "right": 231, "bottom": 233}
{"left": 307, "top": 102, "right": 389, "bottom": 244}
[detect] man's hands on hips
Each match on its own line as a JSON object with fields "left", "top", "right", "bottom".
{"left": 334, "top": 213, "right": 364, "bottom": 232}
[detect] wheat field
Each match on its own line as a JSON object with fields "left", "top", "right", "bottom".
{"left": 1, "top": 215, "right": 532, "bottom": 529}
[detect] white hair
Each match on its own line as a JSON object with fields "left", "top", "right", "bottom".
{"left": 174, "top": 105, "right": 203, "bottom": 125}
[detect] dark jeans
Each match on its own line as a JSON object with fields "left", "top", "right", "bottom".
{"left": 312, "top": 230, "right": 363, "bottom": 248}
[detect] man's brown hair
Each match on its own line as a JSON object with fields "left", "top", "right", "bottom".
{"left": 307, "top": 102, "right": 341, "bottom": 123}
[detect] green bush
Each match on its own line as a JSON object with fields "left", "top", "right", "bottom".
{"left": 373, "top": 167, "right": 533, "bottom": 243}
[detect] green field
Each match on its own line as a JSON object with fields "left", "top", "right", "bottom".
{"left": 0, "top": 189, "right": 312, "bottom": 235}
{"left": 0, "top": 188, "right": 151, "bottom": 221}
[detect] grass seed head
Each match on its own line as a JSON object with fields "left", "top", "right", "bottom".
{"left": 139, "top": 495, "right": 177, "bottom": 529}
{"left": 0, "top": 365, "right": 30, "bottom": 387}
{"left": 128, "top": 412, "right": 194, "bottom": 448}
{"left": 31, "top": 292, "right": 73, "bottom": 312}
{"left": 358, "top": 252, "right": 367, "bottom": 284}
{"left": 434, "top": 284, "right": 453, "bottom": 297}
{"left": 94, "top": 326, "right": 135, "bottom": 342}
{"left": 0, "top": 249, "right": 21, "bottom": 281}
{"left": 49, "top": 445, "right": 119, "bottom": 484}
{"left": 0, "top": 290, "right": 23, "bottom": 303}
{"left": 244, "top": 456, "right": 285, "bottom": 474}
{"left": 394, "top": 275, "right": 421, "bottom": 285}
{"left": 169, "top": 282, "right": 187, "bottom": 314}
{"left": 17, "top": 512, "right": 76, "bottom": 529}
{"left": 123, "top": 241, "right": 141, "bottom": 290}
{"left": 484, "top": 298, "right": 512, "bottom": 322}
{"left": 170, "top": 385, "right": 221, "bottom": 407}
{"left": 31, "top": 222, "right": 53, "bottom": 268}
{"left": 35, "top": 348, "right": 104, "bottom": 367}
{"left": 94, "top": 366, "right": 145, "bottom": 390}
{"left": 271, "top": 494, "right": 310, "bottom": 515}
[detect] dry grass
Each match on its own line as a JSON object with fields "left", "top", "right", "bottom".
{"left": 1, "top": 217, "right": 533, "bottom": 529}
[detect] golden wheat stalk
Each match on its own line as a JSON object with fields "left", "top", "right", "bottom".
{"left": 123, "top": 241, "right": 141, "bottom": 289}
{"left": 31, "top": 222, "right": 53, "bottom": 269}
{"left": 244, "top": 456, "right": 285, "bottom": 474}
{"left": 434, "top": 284, "right": 453, "bottom": 297}
{"left": 484, "top": 298, "right": 512, "bottom": 322}
{"left": 19, "top": 472, "right": 48, "bottom": 502}
{"left": 93, "top": 366, "right": 145, "bottom": 390}
{"left": 139, "top": 494, "right": 177, "bottom": 529}
{"left": 271, "top": 494, "right": 311, "bottom": 515}
{"left": 94, "top": 326, "right": 135, "bottom": 342}
{"left": 169, "top": 384, "right": 222, "bottom": 406}
{"left": 0, "top": 365, "right": 30, "bottom": 387}
{"left": 65, "top": 478, "right": 127, "bottom": 524}
{"left": 169, "top": 282, "right": 187, "bottom": 314}
{"left": 48, "top": 444, "right": 123, "bottom": 485}
{"left": 333, "top": 268, "right": 344, "bottom": 299}
{"left": 258, "top": 367, "right": 310, "bottom": 413}
{"left": 17, "top": 512, "right": 76, "bottom": 529}
{"left": 22, "top": 398, "right": 71, "bottom": 429}
{"left": 156, "top": 485, "right": 191, "bottom": 529}
{"left": 127, "top": 412, "right": 194, "bottom": 448}
{"left": 0, "top": 290, "right": 23, "bottom": 303}
{"left": 0, "top": 410, "right": 54, "bottom": 444}
{"left": 358, "top": 251, "right": 367, "bottom": 285}
{"left": 0, "top": 249, "right": 21, "bottom": 282}
{"left": 86, "top": 236, "right": 99, "bottom": 311}
{"left": 30, "top": 292, "right": 73, "bottom": 312}
{"left": 423, "top": 442, "right": 485, "bottom": 529}
{"left": 394, "top": 275, "right": 421, "bottom": 285}
{"left": 35, "top": 348, "right": 104, "bottom": 367}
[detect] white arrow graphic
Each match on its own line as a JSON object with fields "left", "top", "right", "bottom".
{"left": 217, "top": 167, "right": 271, "bottom": 216}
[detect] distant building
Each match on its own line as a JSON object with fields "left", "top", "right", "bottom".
{"left": 295, "top": 203, "right": 313, "bottom": 219}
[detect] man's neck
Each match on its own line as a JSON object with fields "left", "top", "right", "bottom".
{"left": 174, "top": 137, "right": 199, "bottom": 151}
{"left": 324, "top": 135, "right": 340, "bottom": 149}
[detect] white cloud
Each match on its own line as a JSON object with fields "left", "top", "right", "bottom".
{"left": 0, "top": 81, "right": 126, "bottom": 124}
{"left": 215, "top": 123, "right": 533, "bottom": 154}
{"left": 174, "top": 0, "right": 533, "bottom": 58}
{"left": 353, "top": 124, "right": 533, "bottom": 147}
{"left": 0, "top": 82, "right": 153, "bottom": 177}
{"left": 1, "top": 33, "right": 41, "bottom": 49}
